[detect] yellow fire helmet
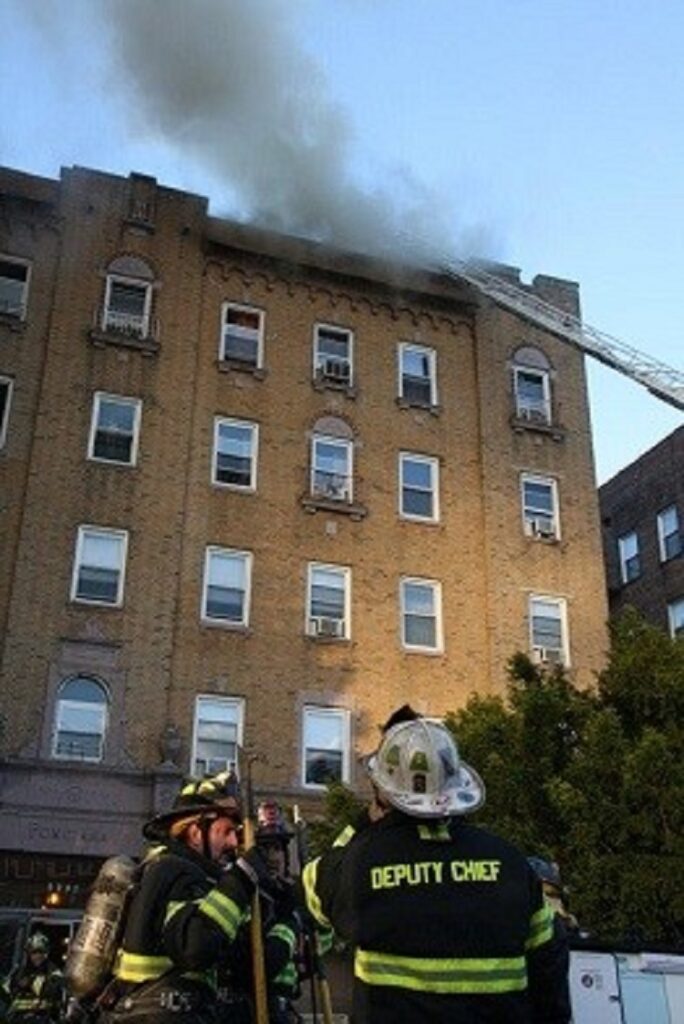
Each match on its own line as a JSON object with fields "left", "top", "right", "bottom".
{"left": 367, "top": 718, "right": 485, "bottom": 818}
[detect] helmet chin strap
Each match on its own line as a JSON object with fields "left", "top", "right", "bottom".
{"left": 199, "top": 815, "right": 214, "bottom": 862}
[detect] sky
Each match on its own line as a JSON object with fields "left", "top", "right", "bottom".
{"left": 1, "top": 0, "right": 681, "bottom": 483}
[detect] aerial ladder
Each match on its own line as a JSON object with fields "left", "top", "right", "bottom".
{"left": 441, "top": 259, "right": 684, "bottom": 412}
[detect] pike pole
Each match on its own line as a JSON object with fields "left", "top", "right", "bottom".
{"left": 242, "top": 752, "right": 269, "bottom": 1024}
{"left": 293, "top": 805, "right": 334, "bottom": 1024}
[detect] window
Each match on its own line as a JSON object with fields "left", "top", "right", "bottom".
{"left": 398, "top": 343, "right": 437, "bottom": 407}
{"left": 307, "top": 563, "right": 350, "bottom": 639}
{"left": 103, "top": 276, "right": 152, "bottom": 338}
{"left": 529, "top": 595, "right": 568, "bottom": 665}
{"left": 302, "top": 706, "right": 350, "bottom": 787}
{"left": 53, "top": 677, "right": 108, "bottom": 762}
{"left": 71, "top": 527, "right": 128, "bottom": 606}
{"left": 668, "top": 597, "right": 684, "bottom": 638}
{"left": 0, "top": 376, "right": 14, "bottom": 449}
{"left": 618, "top": 531, "right": 641, "bottom": 584}
{"left": 314, "top": 324, "right": 353, "bottom": 386}
{"left": 399, "top": 453, "right": 439, "bottom": 522}
{"left": 400, "top": 577, "right": 443, "bottom": 652}
{"left": 0, "top": 256, "right": 30, "bottom": 319}
{"left": 202, "top": 547, "right": 252, "bottom": 626}
{"left": 657, "top": 506, "right": 681, "bottom": 562}
{"left": 88, "top": 393, "right": 141, "bottom": 466}
{"left": 213, "top": 417, "right": 258, "bottom": 490}
{"left": 521, "top": 474, "right": 559, "bottom": 540}
{"left": 220, "top": 303, "right": 264, "bottom": 368}
{"left": 514, "top": 366, "right": 551, "bottom": 424}
{"left": 192, "top": 696, "right": 244, "bottom": 776}
{"left": 311, "top": 435, "right": 352, "bottom": 502}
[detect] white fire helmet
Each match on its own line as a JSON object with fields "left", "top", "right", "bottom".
{"left": 367, "top": 718, "right": 485, "bottom": 818}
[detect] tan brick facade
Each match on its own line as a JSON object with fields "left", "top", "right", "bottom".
{"left": 0, "top": 165, "right": 608, "bottom": 863}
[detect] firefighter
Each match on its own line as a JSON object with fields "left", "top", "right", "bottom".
{"left": 528, "top": 858, "right": 580, "bottom": 936}
{"left": 97, "top": 771, "right": 277, "bottom": 1024}
{"left": 6, "top": 932, "right": 64, "bottom": 1024}
{"left": 302, "top": 715, "right": 571, "bottom": 1023}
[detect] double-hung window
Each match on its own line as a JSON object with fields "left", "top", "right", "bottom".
{"left": 0, "top": 256, "right": 30, "bottom": 319}
{"left": 103, "top": 276, "right": 152, "bottom": 338}
{"left": 53, "top": 677, "right": 108, "bottom": 762}
{"left": 202, "top": 547, "right": 252, "bottom": 626}
{"left": 220, "top": 303, "right": 264, "bottom": 368}
{"left": 71, "top": 526, "right": 128, "bottom": 606}
{"left": 307, "top": 563, "right": 350, "bottom": 639}
{"left": 657, "top": 506, "right": 681, "bottom": 562}
{"left": 399, "top": 453, "right": 439, "bottom": 522}
{"left": 668, "top": 597, "right": 684, "bottom": 638}
{"left": 529, "top": 595, "right": 568, "bottom": 665}
{"left": 514, "top": 366, "right": 551, "bottom": 424}
{"left": 192, "top": 696, "right": 244, "bottom": 776}
{"left": 311, "top": 435, "right": 352, "bottom": 502}
{"left": 302, "top": 706, "right": 350, "bottom": 787}
{"left": 400, "top": 577, "right": 443, "bottom": 652}
{"left": 88, "top": 393, "right": 142, "bottom": 465}
{"left": 0, "top": 376, "right": 14, "bottom": 449}
{"left": 314, "top": 325, "right": 353, "bottom": 386}
{"left": 213, "top": 417, "right": 258, "bottom": 490}
{"left": 521, "top": 474, "right": 559, "bottom": 540}
{"left": 618, "top": 531, "right": 640, "bottom": 584}
{"left": 398, "top": 343, "right": 437, "bottom": 407}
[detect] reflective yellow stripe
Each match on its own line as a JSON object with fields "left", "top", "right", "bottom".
{"left": 302, "top": 857, "right": 332, "bottom": 929}
{"left": 273, "top": 962, "right": 298, "bottom": 988}
{"left": 317, "top": 927, "right": 334, "bottom": 955}
{"left": 418, "top": 822, "right": 451, "bottom": 841}
{"left": 526, "top": 903, "right": 554, "bottom": 950}
{"left": 355, "top": 949, "right": 527, "bottom": 994}
{"left": 269, "top": 922, "right": 296, "bottom": 955}
{"left": 165, "top": 898, "right": 196, "bottom": 925}
{"left": 198, "top": 888, "right": 244, "bottom": 939}
{"left": 333, "top": 825, "right": 356, "bottom": 848}
{"left": 116, "top": 951, "right": 173, "bottom": 983}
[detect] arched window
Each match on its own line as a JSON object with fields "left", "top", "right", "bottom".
{"left": 102, "top": 256, "right": 154, "bottom": 339}
{"left": 512, "top": 346, "right": 552, "bottom": 424}
{"left": 310, "top": 416, "right": 354, "bottom": 502}
{"left": 53, "top": 677, "right": 109, "bottom": 762}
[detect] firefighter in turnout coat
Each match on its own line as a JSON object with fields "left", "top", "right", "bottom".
{"left": 6, "top": 933, "right": 64, "bottom": 1024}
{"left": 302, "top": 716, "right": 571, "bottom": 1024}
{"left": 99, "top": 772, "right": 287, "bottom": 1024}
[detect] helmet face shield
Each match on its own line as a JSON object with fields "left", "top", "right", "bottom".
{"left": 368, "top": 719, "right": 485, "bottom": 818}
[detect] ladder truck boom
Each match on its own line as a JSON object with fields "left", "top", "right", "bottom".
{"left": 444, "top": 260, "right": 684, "bottom": 412}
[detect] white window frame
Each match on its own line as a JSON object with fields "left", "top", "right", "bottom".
{"left": 219, "top": 301, "right": 265, "bottom": 368}
{"left": 514, "top": 365, "right": 552, "bottom": 424}
{"left": 301, "top": 705, "right": 351, "bottom": 789}
{"left": 306, "top": 562, "right": 351, "bottom": 640}
{"left": 87, "top": 392, "right": 142, "bottom": 467}
{"left": 52, "top": 677, "right": 109, "bottom": 763}
{"left": 313, "top": 323, "right": 354, "bottom": 386}
{"left": 0, "top": 254, "right": 31, "bottom": 320}
{"left": 70, "top": 526, "right": 129, "bottom": 607}
{"left": 0, "top": 375, "right": 14, "bottom": 450}
{"left": 202, "top": 546, "right": 253, "bottom": 627}
{"left": 212, "top": 417, "right": 259, "bottom": 492}
{"left": 657, "top": 505, "right": 681, "bottom": 563}
{"left": 103, "top": 274, "right": 152, "bottom": 337}
{"left": 520, "top": 473, "right": 560, "bottom": 540}
{"left": 399, "top": 452, "right": 440, "bottom": 523}
{"left": 191, "top": 695, "right": 245, "bottom": 777}
{"left": 667, "top": 597, "right": 684, "bottom": 638}
{"left": 311, "top": 434, "right": 353, "bottom": 502}
{"left": 529, "top": 594, "right": 569, "bottom": 666}
{"left": 400, "top": 576, "right": 443, "bottom": 654}
{"left": 398, "top": 342, "right": 438, "bottom": 406}
{"left": 618, "top": 531, "right": 640, "bottom": 584}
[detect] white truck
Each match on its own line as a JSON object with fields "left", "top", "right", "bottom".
{"left": 570, "top": 947, "right": 684, "bottom": 1023}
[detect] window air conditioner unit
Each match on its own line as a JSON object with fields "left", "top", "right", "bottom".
{"left": 532, "top": 646, "right": 562, "bottom": 665}
{"left": 315, "top": 478, "right": 350, "bottom": 501}
{"left": 528, "top": 516, "right": 556, "bottom": 539}
{"left": 321, "top": 358, "right": 350, "bottom": 383}
{"left": 519, "top": 404, "right": 549, "bottom": 424}
{"left": 310, "top": 616, "right": 344, "bottom": 638}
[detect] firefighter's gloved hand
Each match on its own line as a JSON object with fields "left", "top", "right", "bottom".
{"left": 234, "top": 847, "right": 278, "bottom": 896}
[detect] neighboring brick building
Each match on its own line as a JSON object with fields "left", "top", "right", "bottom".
{"left": 599, "top": 425, "right": 684, "bottom": 635}
{"left": 0, "top": 164, "right": 608, "bottom": 905}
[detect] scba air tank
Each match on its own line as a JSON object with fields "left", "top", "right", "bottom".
{"left": 66, "top": 854, "right": 138, "bottom": 1000}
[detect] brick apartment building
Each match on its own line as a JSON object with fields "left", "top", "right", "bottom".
{"left": 0, "top": 164, "right": 608, "bottom": 907}
{"left": 599, "top": 425, "right": 684, "bottom": 636}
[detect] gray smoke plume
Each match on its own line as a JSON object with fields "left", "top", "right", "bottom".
{"left": 97, "top": 0, "right": 482, "bottom": 262}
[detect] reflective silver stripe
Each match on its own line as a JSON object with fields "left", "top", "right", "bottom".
{"left": 355, "top": 948, "right": 528, "bottom": 994}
